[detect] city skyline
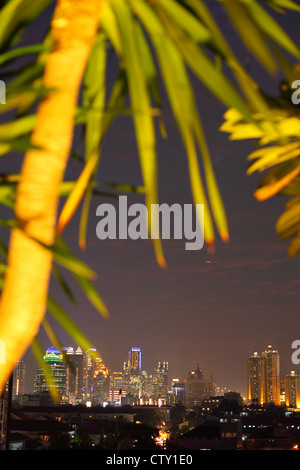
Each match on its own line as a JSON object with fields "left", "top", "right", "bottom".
{"left": 3, "top": 1, "right": 300, "bottom": 406}
{"left": 16, "top": 342, "right": 300, "bottom": 407}
{"left": 22, "top": 344, "right": 218, "bottom": 397}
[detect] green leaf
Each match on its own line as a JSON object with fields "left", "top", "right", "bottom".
{"left": 153, "top": 1, "right": 253, "bottom": 122}
{"left": 0, "top": 44, "right": 49, "bottom": 67}
{"left": 254, "top": 159, "right": 300, "bottom": 201}
{"left": 0, "top": 0, "right": 53, "bottom": 52}
{"left": 56, "top": 151, "right": 99, "bottom": 236}
{"left": 276, "top": 198, "right": 300, "bottom": 240}
{"left": 78, "top": 33, "right": 107, "bottom": 248}
{"left": 288, "top": 235, "right": 300, "bottom": 257}
{"left": 28, "top": 235, "right": 97, "bottom": 280}
{"left": 52, "top": 264, "right": 77, "bottom": 305}
{"left": 46, "top": 296, "right": 96, "bottom": 351}
{"left": 222, "top": 0, "right": 277, "bottom": 74}
{"left": 111, "top": 0, "right": 166, "bottom": 267}
{"left": 6, "top": 63, "right": 45, "bottom": 94}
{"left": 30, "top": 336, "right": 60, "bottom": 403}
{"left": 129, "top": 0, "right": 215, "bottom": 246}
{"left": 268, "top": 0, "right": 300, "bottom": 12}
{"left": 0, "top": 183, "right": 17, "bottom": 209}
{"left": 101, "top": 0, "right": 123, "bottom": 56}
{"left": 54, "top": 236, "right": 109, "bottom": 318}
{"left": 155, "top": 0, "right": 212, "bottom": 44}
{"left": 192, "top": 101, "right": 229, "bottom": 242}
{"left": 0, "top": 239, "right": 8, "bottom": 259}
{"left": 0, "top": 115, "right": 36, "bottom": 141}
{"left": 51, "top": 237, "right": 97, "bottom": 280}
{"left": 183, "top": 0, "right": 275, "bottom": 120}
{"left": 83, "top": 33, "right": 107, "bottom": 162}
{"left": 247, "top": 142, "right": 300, "bottom": 174}
{"left": 72, "top": 274, "right": 109, "bottom": 319}
{"left": 244, "top": 0, "right": 300, "bottom": 60}
{"left": 183, "top": 0, "right": 232, "bottom": 57}
{"left": 133, "top": 18, "right": 162, "bottom": 111}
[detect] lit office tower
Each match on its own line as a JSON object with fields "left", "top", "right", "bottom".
{"left": 247, "top": 352, "right": 265, "bottom": 405}
{"left": 122, "top": 348, "right": 143, "bottom": 399}
{"left": 284, "top": 371, "right": 300, "bottom": 409}
{"left": 82, "top": 349, "right": 105, "bottom": 402}
{"left": 13, "top": 361, "right": 26, "bottom": 396}
{"left": 262, "top": 345, "right": 281, "bottom": 406}
{"left": 93, "top": 365, "right": 109, "bottom": 404}
{"left": 152, "top": 362, "right": 169, "bottom": 401}
{"left": 109, "top": 372, "right": 126, "bottom": 404}
{"left": 64, "top": 346, "right": 84, "bottom": 403}
{"left": 128, "top": 347, "right": 142, "bottom": 373}
{"left": 34, "top": 347, "right": 67, "bottom": 399}
{"left": 185, "top": 364, "right": 215, "bottom": 407}
{"left": 171, "top": 379, "right": 186, "bottom": 406}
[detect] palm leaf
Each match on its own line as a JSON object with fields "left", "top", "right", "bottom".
{"left": 111, "top": 0, "right": 166, "bottom": 266}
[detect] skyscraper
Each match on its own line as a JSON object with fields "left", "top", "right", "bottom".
{"left": 13, "top": 360, "right": 26, "bottom": 397}
{"left": 185, "top": 364, "right": 215, "bottom": 407}
{"left": 127, "top": 347, "right": 142, "bottom": 372}
{"left": 248, "top": 345, "right": 281, "bottom": 406}
{"left": 109, "top": 371, "right": 126, "bottom": 404}
{"left": 284, "top": 371, "right": 300, "bottom": 409}
{"left": 123, "top": 347, "right": 143, "bottom": 400}
{"left": 247, "top": 352, "right": 265, "bottom": 405}
{"left": 262, "top": 345, "right": 281, "bottom": 406}
{"left": 152, "top": 361, "right": 169, "bottom": 401}
{"left": 34, "top": 347, "right": 67, "bottom": 399}
{"left": 171, "top": 379, "right": 186, "bottom": 406}
{"left": 93, "top": 366, "right": 109, "bottom": 404}
{"left": 64, "top": 346, "right": 84, "bottom": 403}
{"left": 82, "top": 348, "right": 108, "bottom": 403}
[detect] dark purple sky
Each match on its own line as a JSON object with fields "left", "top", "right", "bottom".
{"left": 6, "top": 2, "right": 300, "bottom": 398}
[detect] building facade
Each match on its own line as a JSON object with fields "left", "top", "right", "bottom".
{"left": 64, "top": 346, "right": 84, "bottom": 403}
{"left": 247, "top": 352, "right": 265, "bottom": 405}
{"left": 284, "top": 371, "right": 300, "bottom": 409}
{"left": 248, "top": 345, "right": 281, "bottom": 406}
{"left": 262, "top": 345, "right": 281, "bottom": 406}
{"left": 34, "top": 347, "right": 67, "bottom": 400}
{"left": 171, "top": 379, "right": 186, "bottom": 406}
{"left": 13, "top": 361, "right": 26, "bottom": 397}
{"left": 185, "top": 365, "right": 215, "bottom": 407}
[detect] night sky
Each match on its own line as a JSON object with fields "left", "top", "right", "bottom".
{"left": 3, "top": 3, "right": 300, "bottom": 398}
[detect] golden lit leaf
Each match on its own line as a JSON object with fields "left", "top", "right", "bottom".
{"left": 254, "top": 164, "right": 300, "bottom": 201}
{"left": 56, "top": 152, "right": 99, "bottom": 235}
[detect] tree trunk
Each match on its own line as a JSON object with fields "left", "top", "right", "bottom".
{"left": 0, "top": 0, "right": 103, "bottom": 391}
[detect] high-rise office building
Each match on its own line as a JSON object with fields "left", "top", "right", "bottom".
{"left": 83, "top": 348, "right": 96, "bottom": 401}
{"left": 247, "top": 352, "right": 265, "bottom": 405}
{"left": 127, "top": 347, "right": 142, "bottom": 372}
{"left": 171, "top": 379, "right": 186, "bottom": 405}
{"left": 64, "top": 346, "right": 84, "bottom": 403}
{"left": 109, "top": 371, "right": 126, "bottom": 404}
{"left": 152, "top": 361, "right": 169, "bottom": 400}
{"left": 284, "top": 371, "right": 300, "bottom": 409}
{"left": 13, "top": 360, "right": 26, "bottom": 396}
{"left": 262, "top": 345, "right": 281, "bottom": 406}
{"left": 185, "top": 364, "right": 215, "bottom": 407}
{"left": 82, "top": 348, "right": 108, "bottom": 403}
{"left": 248, "top": 345, "right": 281, "bottom": 406}
{"left": 93, "top": 366, "right": 109, "bottom": 404}
{"left": 34, "top": 347, "right": 67, "bottom": 399}
{"left": 123, "top": 347, "right": 143, "bottom": 399}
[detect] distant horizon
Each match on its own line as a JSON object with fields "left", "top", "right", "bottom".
{"left": 16, "top": 341, "right": 297, "bottom": 402}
